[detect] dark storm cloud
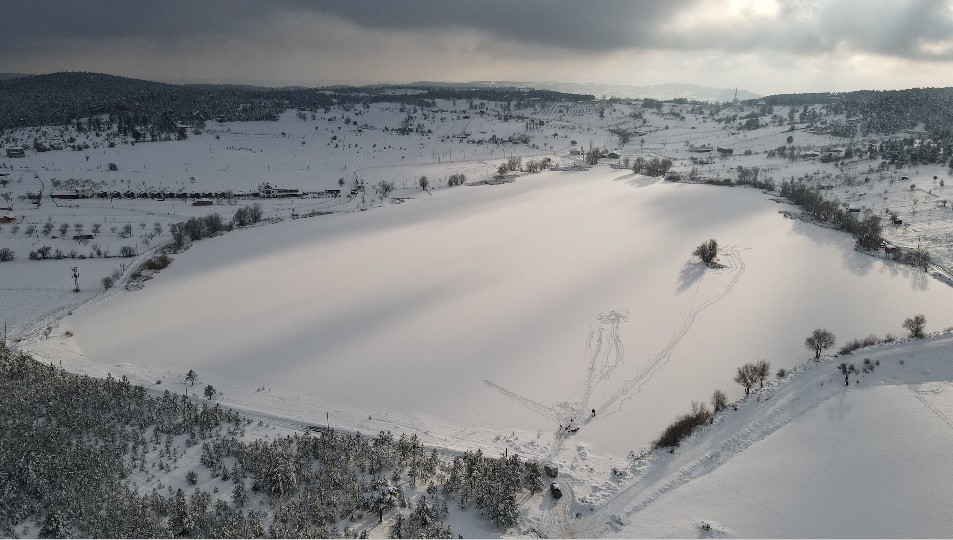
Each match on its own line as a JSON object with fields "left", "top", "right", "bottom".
{"left": 0, "top": 1, "right": 274, "bottom": 49}
{"left": 0, "top": 0, "right": 696, "bottom": 54}
{"left": 304, "top": 0, "right": 698, "bottom": 52}
{"left": 815, "top": 0, "right": 953, "bottom": 59}
{"left": 2, "top": 0, "right": 953, "bottom": 92}
{"left": 3, "top": 0, "right": 953, "bottom": 60}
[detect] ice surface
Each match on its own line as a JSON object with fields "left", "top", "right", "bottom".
{"left": 65, "top": 167, "right": 953, "bottom": 458}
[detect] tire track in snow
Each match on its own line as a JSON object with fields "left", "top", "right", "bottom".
{"left": 485, "top": 247, "right": 745, "bottom": 456}
{"left": 912, "top": 390, "right": 953, "bottom": 432}
{"left": 597, "top": 245, "right": 745, "bottom": 417}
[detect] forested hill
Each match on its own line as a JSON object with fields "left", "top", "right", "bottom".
{"left": 0, "top": 72, "right": 592, "bottom": 132}
{"left": 759, "top": 87, "right": 953, "bottom": 138}
{"left": 0, "top": 72, "right": 283, "bottom": 131}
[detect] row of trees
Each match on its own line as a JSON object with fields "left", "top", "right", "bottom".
{"left": 631, "top": 156, "right": 673, "bottom": 177}
{"left": 655, "top": 317, "right": 931, "bottom": 449}
{"left": 779, "top": 179, "right": 883, "bottom": 250}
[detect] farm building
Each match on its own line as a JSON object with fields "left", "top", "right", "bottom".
{"left": 192, "top": 198, "right": 213, "bottom": 206}
{"left": 5, "top": 146, "right": 26, "bottom": 158}
{"left": 258, "top": 183, "right": 302, "bottom": 198}
{"left": 51, "top": 187, "right": 95, "bottom": 199}
{"left": 0, "top": 213, "right": 16, "bottom": 224}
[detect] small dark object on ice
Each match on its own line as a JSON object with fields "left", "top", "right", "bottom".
{"left": 701, "top": 522, "right": 711, "bottom": 531}
{"left": 591, "top": 408, "right": 596, "bottom": 417}
{"left": 549, "top": 482, "right": 563, "bottom": 499}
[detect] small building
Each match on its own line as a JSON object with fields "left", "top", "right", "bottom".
{"left": 192, "top": 198, "right": 213, "bottom": 206}
{"left": 51, "top": 186, "right": 95, "bottom": 200}
{"left": 569, "top": 148, "right": 582, "bottom": 156}
{"left": 72, "top": 233, "right": 95, "bottom": 241}
{"left": 258, "top": 182, "right": 302, "bottom": 198}
{"left": 0, "top": 213, "right": 16, "bottom": 224}
{"left": 689, "top": 144, "right": 713, "bottom": 153}
{"left": 5, "top": 146, "right": 26, "bottom": 158}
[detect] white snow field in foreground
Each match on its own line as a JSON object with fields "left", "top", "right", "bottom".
{"left": 59, "top": 168, "right": 953, "bottom": 460}
{"left": 563, "top": 333, "right": 953, "bottom": 538}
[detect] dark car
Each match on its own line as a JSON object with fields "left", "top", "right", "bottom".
{"left": 549, "top": 482, "right": 562, "bottom": 499}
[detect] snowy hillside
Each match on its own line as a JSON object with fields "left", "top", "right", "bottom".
{"left": 5, "top": 87, "right": 953, "bottom": 537}
{"left": 535, "top": 332, "right": 953, "bottom": 538}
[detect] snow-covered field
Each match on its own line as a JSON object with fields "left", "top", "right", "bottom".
{"left": 7, "top": 97, "right": 953, "bottom": 537}
{"left": 548, "top": 333, "right": 953, "bottom": 538}
{"left": 28, "top": 167, "right": 953, "bottom": 460}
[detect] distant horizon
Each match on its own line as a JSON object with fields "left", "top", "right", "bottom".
{"left": 7, "top": 69, "right": 953, "bottom": 98}
{"left": 4, "top": 1, "right": 953, "bottom": 97}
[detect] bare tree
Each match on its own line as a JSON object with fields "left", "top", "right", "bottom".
{"left": 755, "top": 360, "right": 771, "bottom": 388}
{"left": 376, "top": 180, "right": 395, "bottom": 200}
{"left": 734, "top": 363, "right": 759, "bottom": 395}
{"left": 804, "top": 329, "right": 836, "bottom": 359}
{"left": 902, "top": 314, "right": 926, "bottom": 338}
{"left": 418, "top": 176, "right": 429, "bottom": 191}
{"left": 711, "top": 389, "right": 728, "bottom": 413}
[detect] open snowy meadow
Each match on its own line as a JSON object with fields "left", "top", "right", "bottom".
{"left": 7, "top": 89, "right": 953, "bottom": 536}
{"left": 36, "top": 167, "right": 953, "bottom": 465}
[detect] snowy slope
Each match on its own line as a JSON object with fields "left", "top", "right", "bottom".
{"left": 533, "top": 333, "right": 953, "bottom": 538}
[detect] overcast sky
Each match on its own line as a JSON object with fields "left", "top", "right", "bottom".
{"left": 2, "top": 0, "right": 953, "bottom": 94}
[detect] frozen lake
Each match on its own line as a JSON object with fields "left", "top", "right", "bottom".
{"left": 68, "top": 168, "right": 953, "bottom": 457}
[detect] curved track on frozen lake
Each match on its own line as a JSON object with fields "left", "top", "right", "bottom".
{"left": 486, "top": 244, "right": 746, "bottom": 462}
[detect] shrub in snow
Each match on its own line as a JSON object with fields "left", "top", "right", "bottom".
{"left": 711, "top": 389, "right": 728, "bottom": 413}
{"left": 693, "top": 239, "right": 718, "bottom": 265}
{"left": 231, "top": 204, "right": 262, "bottom": 227}
{"left": 653, "top": 401, "right": 712, "bottom": 449}
{"left": 839, "top": 334, "right": 879, "bottom": 355}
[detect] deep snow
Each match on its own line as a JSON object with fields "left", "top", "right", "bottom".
{"left": 40, "top": 167, "right": 953, "bottom": 462}
{"left": 7, "top": 97, "right": 953, "bottom": 537}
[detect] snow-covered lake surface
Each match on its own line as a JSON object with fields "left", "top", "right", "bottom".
{"left": 65, "top": 167, "right": 953, "bottom": 457}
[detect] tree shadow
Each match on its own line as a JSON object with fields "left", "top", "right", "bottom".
{"left": 613, "top": 172, "right": 661, "bottom": 189}
{"left": 678, "top": 261, "right": 705, "bottom": 293}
